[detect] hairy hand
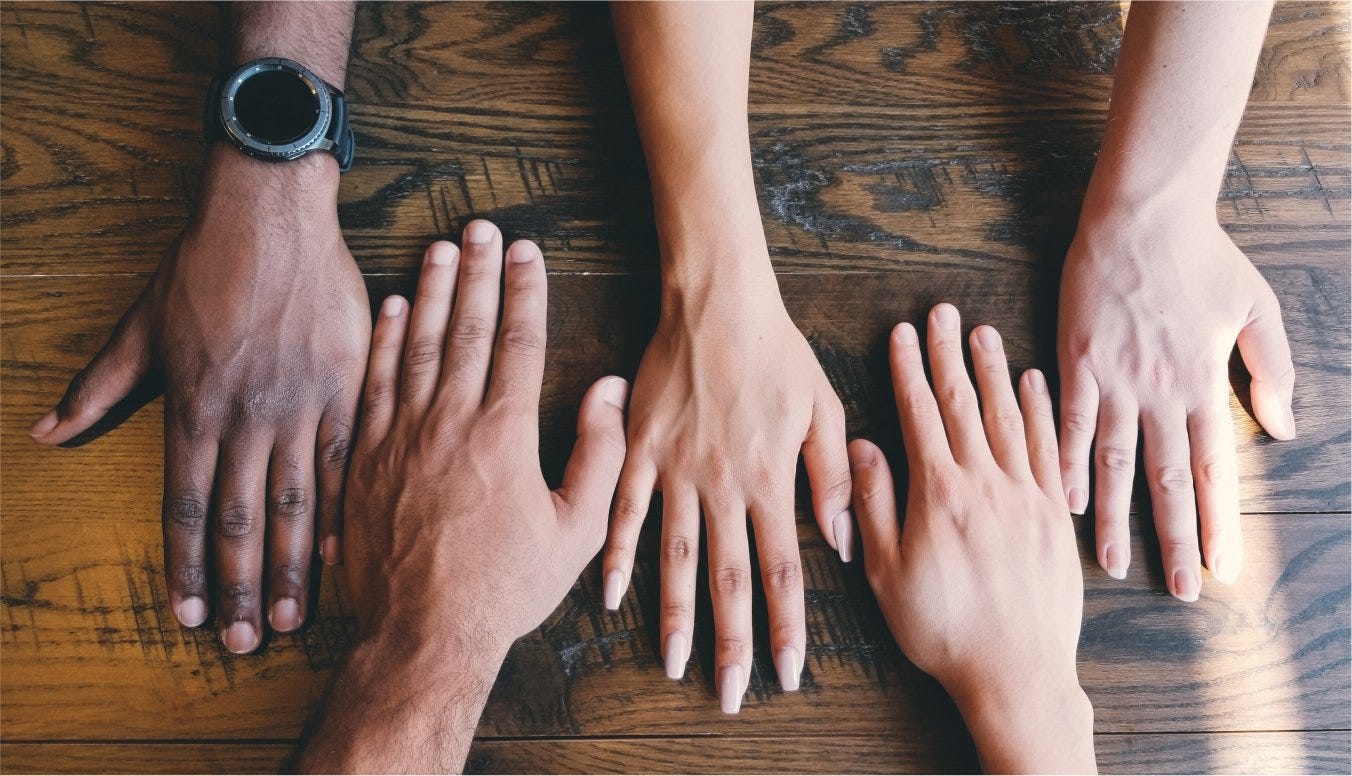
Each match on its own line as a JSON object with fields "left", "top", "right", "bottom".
{"left": 1058, "top": 214, "right": 1294, "bottom": 599}
{"left": 30, "top": 149, "right": 369, "bottom": 652}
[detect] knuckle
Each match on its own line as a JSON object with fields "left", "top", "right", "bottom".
{"left": 216, "top": 499, "right": 260, "bottom": 539}
{"left": 272, "top": 563, "right": 307, "bottom": 587}
{"left": 1096, "top": 446, "right": 1135, "bottom": 473}
{"left": 717, "top": 636, "right": 751, "bottom": 658}
{"left": 819, "top": 468, "right": 853, "bottom": 505}
{"left": 939, "top": 384, "right": 976, "bottom": 412}
{"left": 613, "top": 495, "right": 649, "bottom": 525}
{"left": 662, "top": 535, "right": 696, "bottom": 565}
{"left": 450, "top": 317, "right": 494, "bottom": 348}
{"left": 169, "top": 563, "right": 206, "bottom": 590}
{"left": 1062, "top": 410, "right": 1095, "bottom": 435}
{"left": 991, "top": 408, "right": 1024, "bottom": 433}
{"left": 269, "top": 487, "right": 310, "bottom": 521}
{"left": 1153, "top": 465, "right": 1194, "bottom": 496}
{"left": 1196, "top": 456, "right": 1229, "bottom": 485}
{"left": 221, "top": 581, "right": 259, "bottom": 609}
{"left": 903, "top": 393, "right": 937, "bottom": 419}
{"left": 402, "top": 338, "right": 442, "bottom": 370}
{"left": 662, "top": 600, "right": 693, "bottom": 620}
{"left": 321, "top": 428, "right": 354, "bottom": 473}
{"left": 762, "top": 559, "right": 802, "bottom": 593}
{"left": 712, "top": 565, "right": 751, "bottom": 597}
{"left": 853, "top": 480, "right": 892, "bottom": 513}
{"left": 1029, "top": 440, "right": 1059, "bottom": 464}
{"left": 166, "top": 493, "right": 209, "bottom": 533}
{"left": 364, "top": 380, "right": 396, "bottom": 409}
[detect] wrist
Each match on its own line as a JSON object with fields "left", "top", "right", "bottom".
{"left": 1079, "top": 159, "right": 1219, "bottom": 231}
{"left": 350, "top": 615, "right": 510, "bottom": 694}
{"left": 948, "top": 666, "right": 1095, "bottom": 773}
{"left": 200, "top": 142, "right": 341, "bottom": 206}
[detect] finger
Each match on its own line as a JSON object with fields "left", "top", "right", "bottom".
{"left": 750, "top": 474, "right": 805, "bottom": 693}
{"left": 266, "top": 431, "right": 318, "bottom": 633}
{"left": 969, "top": 325, "right": 1029, "bottom": 475}
{"left": 848, "top": 439, "right": 900, "bottom": 571}
{"left": 802, "top": 388, "right": 853, "bottom": 562}
{"left": 1018, "top": 370, "right": 1061, "bottom": 496}
{"left": 553, "top": 377, "right": 630, "bottom": 554}
{"left": 316, "top": 390, "right": 358, "bottom": 566}
{"left": 1057, "top": 364, "right": 1099, "bottom": 515}
{"left": 889, "top": 322, "right": 950, "bottom": 468}
{"left": 706, "top": 498, "right": 753, "bottom": 714}
{"left": 601, "top": 455, "right": 657, "bottom": 611}
{"left": 1189, "top": 402, "right": 1242, "bottom": 585}
{"left": 440, "top": 219, "right": 504, "bottom": 410}
{"left": 161, "top": 406, "right": 216, "bottom": 628}
{"left": 213, "top": 436, "right": 271, "bottom": 653}
{"left": 359, "top": 295, "right": 410, "bottom": 450}
{"left": 486, "top": 240, "right": 548, "bottom": 409}
{"left": 658, "top": 486, "right": 699, "bottom": 681}
{"left": 1237, "top": 286, "right": 1296, "bottom": 440}
{"left": 1142, "top": 408, "right": 1202, "bottom": 603}
{"left": 30, "top": 297, "right": 152, "bottom": 445}
{"left": 925, "top": 304, "right": 988, "bottom": 465}
{"left": 398, "top": 241, "right": 460, "bottom": 414}
{"left": 1093, "top": 394, "right": 1139, "bottom": 580}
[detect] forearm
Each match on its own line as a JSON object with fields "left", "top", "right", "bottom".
{"left": 298, "top": 629, "right": 507, "bottom": 773}
{"left": 231, "top": 1, "right": 354, "bottom": 88}
{"left": 1083, "top": 1, "right": 1273, "bottom": 221}
{"left": 950, "top": 669, "right": 1096, "bottom": 774}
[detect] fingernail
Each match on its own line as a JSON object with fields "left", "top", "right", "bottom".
{"left": 602, "top": 377, "right": 628, "bottom": 408}
{"left": 1280, "top": 407, "right": 1296, "bottom": 440}
{"left": 29, "top": 410, "right": 57, "bottom": 438}
{"left": 664, "top": 633, "right": 688, "bottom": 680}
{"left": 428, "top": 241, "right": 457, "bottom": 265}
{"left": 719, "top": 666, "right": 744, "bottom": 714}
{"left": 269, "top": 598, "right": 302, "bottom": 632}
{"left": 222, "top": 621, "right": 259, "bottom": 654}
{"left": 1102, "top": 543, "right": 1128, "bottom": 580}
{"left": 1067, "top": 487, "right": 1087, "bottom": 515}
{"left": 775, "top": 647, "right": 801, "bottom": 692}
{"left": 833, "top": 511, "right": 853, "bottom": 563}
{"left": 893, "top": 322, "right": 917, "bottom": 345}
{"left": 321, "top": 535, "right": 341, "bottom": 566}
{"left": 174, "top": 596, "right": 207, "bottom": 628}
{"left": 381, "top": 296, "right": 405, "bottom": 317}
{"left": 932, "top": 303, "right": 958, "bottom": 329}
{"left": 1027, "top": 369, "right": 1047, "bottom": 394}
{"left": 509, "top": 241, "right": 539, "bottom": 263}
{"left": 1209, "top": 553, "right": 1237, "bottom": 585}
{"left": 975, "top": 326, "right": 1001, "bottom": 351}
{"left": 465, "top": 220, "right": 496, "bottom": 244}
{"left": 603, "top": 569, "right": 625, "bottom": 611}
{"left": 1171, "top": 567, "right": 1201, "bottom": 602}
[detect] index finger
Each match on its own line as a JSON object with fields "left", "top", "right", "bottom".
{"left": 889, "top": 322, "right": 950, "bottom": 468}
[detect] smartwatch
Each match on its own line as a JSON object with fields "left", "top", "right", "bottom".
{"left": 204, "top": 57, "right": 354, "bottom": 172}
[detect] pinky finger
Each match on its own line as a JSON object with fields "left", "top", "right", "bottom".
{"left": 1057, "top": 365, "right": 1098, "bottom": 514}
{"left": 1020, "top": 370, "right": 1063, "bottom": 501}
{"left": 316, "top": 391, "right": 359, "bottom": 566}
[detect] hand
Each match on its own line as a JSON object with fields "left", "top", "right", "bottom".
{"left": 850, "top": 304, "right": 1094, "bottom": 774}
{"left": 601, "top": 266, "right": 851, "bottom": 712}
{"left": 1058, "top": 212, "right": 1295, "bottom": 599}
{"left": 301, "top": 225, "right": 628, "bottom": 773}
{"left": 28, "top": 147, "right": 370, "bottom": 652}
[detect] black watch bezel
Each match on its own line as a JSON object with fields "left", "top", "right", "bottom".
{"left": 216, "top": 57, "right": 335, "bottom": 162}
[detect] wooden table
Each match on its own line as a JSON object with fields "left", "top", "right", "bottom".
{"left": 2, "top": 2, "right": 1348, "bottom": 773}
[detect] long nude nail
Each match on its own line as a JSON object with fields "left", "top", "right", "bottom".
{"left": 719, "top": 666, "right": 744, "bottom": 714}
{"left": 603, "top": 569, "right": 625, "bottom": 611}
{"left": 833, "top": 512, "right": 853, "bottom": 563}
{"left": 776, "top": 647, "right": 801, "bottom": 692}
{"left": 664, "top": 633, "right": 688, "bottom": 680}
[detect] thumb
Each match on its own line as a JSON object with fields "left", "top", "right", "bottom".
{"left": 30, "top": 299, "right": 152, "bottom": 445}
{"left": 553, "top": 376, "right": 630, "bottom": 553}
{"left": 1236, "top": 286, "right": 1295, "bottom": 441}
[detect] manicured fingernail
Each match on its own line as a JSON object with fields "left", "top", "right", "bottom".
{"left": 1102, "top": 543, "right": 1128, "bottom": 580}
{"left": 509, "top": 241, "right": 539, "bottom": 263}
{"left": 603, "top": 569, "right": 625, "bottom": 611}
{"left": 975, "top": 326, "right": 1001, "bottom": 351}
{"left": 381, "top": 296, "right": 405, "bottom": 317}
{"left": 1027, "top": 369, "right": 1047, "bottom": 394}
{"left": 174, "top": 596, "right": 207, "bottom": 628}
{"left": 222, "top": 621, "right": 259, "bottom": 654}
{"left": 719, "top": 666, "right": 744, "bottom": 714}
{"left": 893, "top": 322, "right": 917, "bottom": 345}
{"left": 1067, "top": 487, "right": 1087, "bottom": 515}
{"left": 932, "top": 303, "right": 958, "bottom": 329}
{"left": 775, "top": 647, "right": 801, "bottom": 692}
{"left": 1209, "top": 553, "right": 1237, "bottom": 585}
{"left": 664, "top": 633, "right": 688, "bottom": 680}
{"left": 321, "top": 535, "right": 341, "bottom": 566}
{"left": 833, "top": 512, "right": 853, "bottom": 563}
{"left": 428, "top": 241, "right": 457, "bottom": 265}
{"left": 29, "top": 410, "right": 57, "bottom": 438}
{"left": 465, "top": 220, "right": 496, "bottom": 244}
{"left": 269, "top": 598, "right": 302, "bottom": 632}
{"left": 1171, "top": 567, "right": 1201, "bottom": 602}
{"left": 602, "top": 377, "right": 628, "bottom": 408}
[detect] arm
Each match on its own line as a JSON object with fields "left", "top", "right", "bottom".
{"left": 602, "top": 1, "right": 853, "bottom": 711}
{"left": 851, "top": 305, "right": 1095, "bottom": 773}
{"left": 30, "top": 3, "right": 367, "bottom": 651}
{"left": 1057, "top": 1, "right": 1293, "bottom": 598}
{"left": 298, "top": 224, "right": 628, "bottom": 772}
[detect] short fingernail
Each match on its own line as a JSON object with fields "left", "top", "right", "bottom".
{"left": 222, "top": 621, "right": 259, "bottom": 654}
{"left": 1281, "top": 407, "right": 1297, "bottom": 440}
{"left": 932, "top": 303, "right": 958, "bottom": 329}
{"left": 174, "top": 596, "right": 207, "bottom": 628}
{"left": 321, "top": 535, "right": 341, "bottom": 566}
{"left": 1102, "top": 543, "right": 1128, "bottom": 580}
{"left": 1209, "top": 553, "right": 1237, "bottom": 585}
{"left": 269, "top": 598, "right": 302, "bottom": 632}
{"left": 428, "top": 241, "right": 457, "bottom": 265}
{"left": 29, "top": 410, "right": 57, "bottom": 438}
{"left": 381, "top": 296, "right": 405, "bottom": 317}
{"left": 975, "top": 326, "right": 1001, "bottom": 351}
{"left": 775, "top": 647, "right": 802, "bottom": 692}
{"left": 465, "top": 219, "right": 496, "bottom": 244}
{"left": 1171, "top": 567, "right": 1201, "bottom": 603}
{"left": 893, "top": 322, "right": 917, "bottom": 346}
{"left": 719, "top": 666, "right": 744, "bottom": 714}
{"left": 833, "top": 511, "right": 853, "bottom": 563}
{"left": 1067, "top": 487, "right": 1087, "bottom": 515}
{"left": 509, "top": 241, "right": 539, "bottom": 263}
{"left": 1026, "top": 369, "right": 1047, "bottom": 394}
{"left": 664, "top": 633, "right": 688, "bottom": 680}
{"left": 602, "top": 377, "right": 629, "bottom": 409}
{"left": 603, "top": 569, "right": 625, "bottom": 611}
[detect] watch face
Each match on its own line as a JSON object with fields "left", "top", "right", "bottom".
{"left": 233, "top": 69, "right": 319, "bottom": 144}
